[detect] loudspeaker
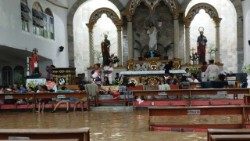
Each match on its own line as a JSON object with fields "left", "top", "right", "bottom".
{"left": 248, "top": 40, "right": 250, "bottom": 46}
{"left": 59, "top": 46, "right": 64, "bottom": 52}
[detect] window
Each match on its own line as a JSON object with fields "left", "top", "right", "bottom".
{"left": 2, "top": 66, "right": 13, "bottom": 87}
{"left": 14, "top": 66, "right": 24, "bottom": 85}
{"left": 44, "top": 8, "right": 54, "bottom": 39}
{"left": 20, "top": 0, "right": 30, "bottom": 32}
{"left": 32, "top": 2, "right": 44, "bottom": 36}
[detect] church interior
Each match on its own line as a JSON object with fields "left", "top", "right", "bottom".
{"left": 0, "top": 0, "right": 250, "bottom": 140}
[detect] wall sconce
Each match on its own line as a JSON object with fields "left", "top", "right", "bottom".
{"left": 59, "top": 46, "right": 64, "bottom": 52}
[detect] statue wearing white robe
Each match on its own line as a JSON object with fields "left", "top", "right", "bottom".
{"left": 147, "top": 26, "right": 157, "bottom": 50}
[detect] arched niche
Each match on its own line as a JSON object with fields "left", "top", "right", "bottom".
{"left": 86, "top": 8, "right": 122, "bottom": 66}
{"left": 67, "top": 0, "right": 124, "bottom": 67}
{"left": 184, "top": 3, "right": 222, "bottom": 63}
{"left": 182, "top": 0, "right": 245, "bottom": 72}
{"left": 184, "top": 3, "right": 221, "bottom": 27}
{"left": 87, "top": 8, "right": 122, "bottom": 31}
{"left": 124, "top": 0, "right": 181, "bottom": 59}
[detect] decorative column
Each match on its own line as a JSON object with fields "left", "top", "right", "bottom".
{"left": 174, "top": 18, "right": 180, "bottom": 58}
{"left": 87, "top": 23, "right": 95, "bottom": 66}
{"left": 215, "top": 18, "right": 221, "bottom": 63}
{"left": 184, "top": 25, "right": 191, "bottom": 64}
{"left": 117, "top": 25, "right": 122, "bottom": 66}
{"left": 127, "top": 16, "right": 134, "bottom": 59}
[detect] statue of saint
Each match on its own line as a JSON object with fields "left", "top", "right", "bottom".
{"left": 29, "top": 48, "right": 39, "bottom": 75}
{"left": 101, "top": 34, "right": 111, "bottom": 66}
{"left": 147, "top": 25, "right": 157, "bottom": 51}
{"left": 197, "top": 28, "right": 207, "bottom": 64}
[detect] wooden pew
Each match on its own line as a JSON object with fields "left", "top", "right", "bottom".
{"left": 210, "top": 134, "right": 250, "bottom": 141}
{"left": 148, "top": 105, "right": 250, "bottom": 131}
{"left": 0, "top": 92, "right": 89, "bottom": 111}
{"left": 0, "top": 128, "right": 90, "bottom": 141}
{"left": 207, "top": 129, "right": 250, "bottom": 141}
{"left": 132, "top": 88, "right": 250, "bottom": 108}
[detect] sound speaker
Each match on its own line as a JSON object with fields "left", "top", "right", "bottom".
{"left": 59, "top": 46, "right": 64, "bottom": 52}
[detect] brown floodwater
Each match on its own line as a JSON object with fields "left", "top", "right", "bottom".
{"left": 0, "top": 106, "right": 209, "bottom": 141}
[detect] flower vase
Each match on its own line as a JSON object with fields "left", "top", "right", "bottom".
{"left": 113, "top": 63, "right": 118, "bottom": 67}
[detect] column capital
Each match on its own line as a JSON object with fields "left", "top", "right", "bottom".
{"left": 173, "top": 13, "right": 180, "bottom": 20}
{"left": 126, "top": 15, "right": 133, "bottom": 22}
{"left": 116, "top": 24, "right": 122, "bottom": 31}
{"left": 86, "top": 23, "right": 93, "bottom": 32}
{"left": 183, "top": 19, "right": 191, "bottom": 28}
{"left": 214, "top": 17, "right": 222, "bottom": 27}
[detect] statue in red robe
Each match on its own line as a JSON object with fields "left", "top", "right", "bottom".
{"left": 29, "top": 48, "right": 39, "bottom": 75}
{"left": 197, "top": 30, "right": 207, "bottom": 64}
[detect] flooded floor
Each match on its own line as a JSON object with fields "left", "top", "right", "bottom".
{"left": 0, "top": 106, "right": 206, "bottom": 141}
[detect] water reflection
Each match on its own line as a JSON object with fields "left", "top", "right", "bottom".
{"left": 0, "top": 107, "right": 206, "bottom": 141}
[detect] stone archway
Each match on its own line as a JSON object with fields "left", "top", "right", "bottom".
{"left": 183, "top": 0, "right": 243, "bottom": 71}
{"left": 184, "top": 3, "right": 221, "bottom": 63}
{"left": 86, "top": 8, "right": 122, "bottom": 65}
{"left": 67, "top": 0, "right": 124, "bottom": 67}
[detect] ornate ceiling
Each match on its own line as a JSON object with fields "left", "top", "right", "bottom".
{"left": 49, "top": 0, "right": 191, "bottom": 12}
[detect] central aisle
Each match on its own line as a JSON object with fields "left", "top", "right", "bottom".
{"left": 0, "top": 106, "right": 206, "bottom": 141}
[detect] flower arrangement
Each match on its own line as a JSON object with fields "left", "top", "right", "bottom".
{"left": 190, "top": 52, "right": 199, "bottom": 65}
{"left": 208, "top": 47, "right": 218, "bottom": 59}
{"left": 242, "top": 64, "right": 250, "bottom": 74}
{"left": 188, "top": 66, "right": 200, "bottom": 75}
{"left": 110, "top": 54, "right": 119, "bottom": 63}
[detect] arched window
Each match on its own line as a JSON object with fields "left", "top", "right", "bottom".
{"left": 14, "top": 66, "right": 24, "bottom": 85}
{"left": 2, "top": 66, "right": 13, "bottom": 87}
{"left": 20, "top": 0, "right": 30, "bottom": 31}
{"left": 32, "top": 2, "right": 44, "bottom": 36}
{"left": 44, "top": 8, "right": 54, "bottom": 39}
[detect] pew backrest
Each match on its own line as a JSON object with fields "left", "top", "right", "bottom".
{"left": 0, "top": 128, "right": 90, "bottom": 141}
{"left": 207, "top": 129, "right": 250, "bottom": 141}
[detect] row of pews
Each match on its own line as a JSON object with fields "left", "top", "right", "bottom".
{"left": 132, "top": 88, "right": 250, "bottom": 107}
{"left": 0, "top": 92, "right": 88, "bottom": 111}
{"left": 142, "top": 88, "right": 250, "bottom": 140}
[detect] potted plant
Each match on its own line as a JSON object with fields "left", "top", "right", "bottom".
{"left": 242, "top": 64, "right": 250, "bottom": 88}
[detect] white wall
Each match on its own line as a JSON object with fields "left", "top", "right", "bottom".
{"left": 243, "top": 0, "right": 250, "bottom": 66}
{"left": 0, "top": 0, "right": 69, "bottom": 68}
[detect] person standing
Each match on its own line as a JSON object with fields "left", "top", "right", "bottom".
{"left": 197, "top": 28, "right": 207, "bottom": 64}
{"left": 101, "top": 34, "right": 111, "bottom": 66}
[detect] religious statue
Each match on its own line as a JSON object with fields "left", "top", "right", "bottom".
{"left": 101, "top": 34, "right": 111, "bottom": 66}
{"left": 29, "top": 48, "right": 39, "bottom": 76}
{"left": 197, "top": 27, "right": 207, "bottom": 64}
{"left": 147, "top": 25, "right": 158, "bottom": 51}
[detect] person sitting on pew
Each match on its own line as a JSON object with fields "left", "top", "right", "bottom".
{"left": 187, "top": 74, "right": 200, "bottom": 83}
{"left": 36, "top": 85, "right": 51, "bottom": 113}
{"left": 51, "top": 86, "right": 78, "bottom": 113}
{"left": 204, "top": 59, "right": 220, "bottom": 81}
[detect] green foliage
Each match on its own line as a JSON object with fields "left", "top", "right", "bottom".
{"left": 242, "top": 64, "right": 250, "bottom": 74}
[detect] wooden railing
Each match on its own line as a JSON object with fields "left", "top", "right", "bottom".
{"left": 0, "top": 128, "right": 90, "bottom": 141}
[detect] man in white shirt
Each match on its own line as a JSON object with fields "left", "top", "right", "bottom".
{"left": 204, "top": 60, "right": 220, "bottom": 81}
